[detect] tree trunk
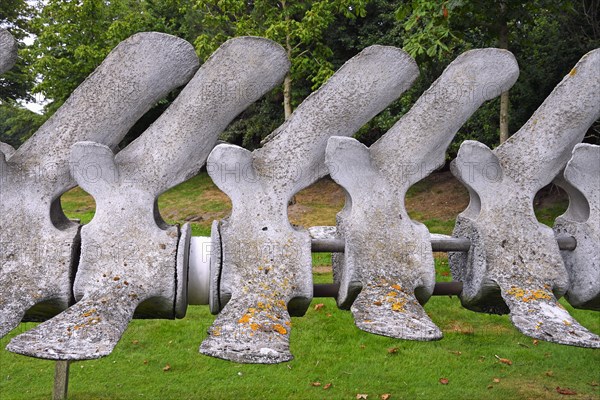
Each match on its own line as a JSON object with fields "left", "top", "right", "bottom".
{"left": 282, "top": 0, "right": 293, "bottom": 120}
{"left": 498, "top": 2, "right": 509, "bottom": 144}
{"left": 283, "top": 72, "right": 292, "bottom": 120}
{"left": 499, "top": 91, "right": 509, "bottom": 144}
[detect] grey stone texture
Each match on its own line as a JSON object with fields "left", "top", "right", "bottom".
{"left": 1, "top": 32, "right": 198, "bottom": 340}
{"left": 449, "top": 49, "right": 600, "bottom": 348}
{"left": 7, "top": 37, "right": 289, "bottom": 360}
{"left": 0, "top": 28, "right": 17, "bottom": 75}
{"left": 201, "top": 45, "right": 418, "bottom": 364}
{"left": 554, "top": 144, "right": 599, "bottom": 310}
{"left": 326, "top": 49, "right": 519, "bottom": 341}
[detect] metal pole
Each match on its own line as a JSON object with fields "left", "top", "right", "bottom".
{"left": 311, "top": 235, "right": 577, "bottom": 253}
{"left": 53, "top": 360, "right": 70, "bottom": 400}
{"left": 313, "top": 281, "right": 464, "bottom": 298}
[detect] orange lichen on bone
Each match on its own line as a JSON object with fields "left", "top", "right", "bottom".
{"left": 391, "top": 299, "right": 407, "bottom": 312}
{"left": 506, "top": 287, "right": 552, "bottom": 302}
{"left": 238, "top": 314, "right": 251, "bottom": 324}
{"left": 273, "top": 324, "right": 287, "bottom": 335}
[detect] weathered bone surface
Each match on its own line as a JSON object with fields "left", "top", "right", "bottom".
{"left": 326, "top": 49, "right": 519, "bottom": 341}
{"left": 7, "top": 37, "right": 289, "bottom": 360}
{"left": 201, "top": 46, "right": 418, "bottom": 364}
{"left": 0, "top": 32, "right": 198, "bottom": 339}
{"left": 554, "top": 144, "right": 599, "bottom": 310}
{"left": 449, "top": 49, "right": 600, "bottom": 348}
{"left": 0, "top": 28, "right": 17, "bottom": 74}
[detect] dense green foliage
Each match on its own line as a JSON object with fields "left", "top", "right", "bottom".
{"left": 1, "top": 0, "right": 599, "bottom": 152}
{"left": 0, "top": 102, "right": 44, "bottom": 147}
{"left": 0, "top": 1, "right": 43, "bottom": 145}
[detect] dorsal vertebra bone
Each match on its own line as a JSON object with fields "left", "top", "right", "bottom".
{"left": 1, "top": 32, "right": 199, "bottom": 339}
{"left": 554, "top": 144, "right": 599, "bottom": 310}
{"left": 201, "top": 45, "right": 419, "bottom": 364}
{"left": 449, "top": 49, "right": 600, "bottom": 348}
{"left": 0, "top": 28, "right": 17, "bottom": 74}
{"left": 325, "top": 48, "right": 519, "bottom": 341}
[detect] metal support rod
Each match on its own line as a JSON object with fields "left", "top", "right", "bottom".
{"left": 313, "top": 281, "right": 464, "bottom": 298}
{"left": 311, "top": 235, "right": 577, "bottom": 253}
{"left": 52, "top": 360, "right": 70, "bottom": 400}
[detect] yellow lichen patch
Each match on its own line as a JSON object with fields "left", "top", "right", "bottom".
{"left": 506, "top": 287, "right": 552, "bottom": 302}
{"left": 563, "top": 320, "right": 572, "bottom": 326}
{"left": 391, "top": 298, "right": 407, "bottom": 312}
{"left": 386, "top": 291, "right": 398, "bottom": 298}
{"left": 285, "top": 321, "right": 291, "bottom": 326}
{"left": 82, "top": 308, "right": 97, "bottom": 318}
{"left": 250, "top": 323, "right": 260, "bottom": 331}
{"left": 391, "top": 284, "right": 402, "bottom": 291}
{"left": 273, "top": 324, "right": 287, "bottom": 335}
{"left": 569, "top": 67, "right": 577, "bottom": 76}
{"left": 238, "top": 314, "right": 251, "bottom": 324}
{"left": 212, "top": 326, "right": 221, "bottom": 337}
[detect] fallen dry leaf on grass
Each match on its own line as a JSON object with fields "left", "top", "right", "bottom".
{"left": 380, "top": 394, "right": 391, "bottom": 400}
{"left": 449, "top": 351, "right": 462, "bottom": 356}
{"left": 493, "top": 378, "right": 501, "bottom": 383}
{"left": 323, "top": 383, "right": 332, "bottom": 390}
{"left": 314, "top": 303, "right": 324, "bottom": 311}
{"left": 556, "top": 387, "right": 577, "bottom": 395}
{"left": 546, "top": 371, "right": 554, "bottom": 377}
{"left": 439, "top": 378, "right": 449, "bottom": 385}
{"left": 387, "top": 347, "right": 399, "bottom": 354}
{"left": 356, "top": 394, "right": 368, "bottom": 399}
{"left": 311, "top": 382, "right": 321, "bottom": 387}
{"left": 162, "top": 364, "right": 171, "bottom": 372}
{"left": 495, "top": 355, "right": 512, "bottom": 365}
{"left": 131, "top": 340, "right": 139, "bottom": 345}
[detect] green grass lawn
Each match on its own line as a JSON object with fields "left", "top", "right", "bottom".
{"left": 1, "top": 173, "right": 598, "bottom": 399}
{"left": 2, "top": 292, "right": 598, "bottom": 400}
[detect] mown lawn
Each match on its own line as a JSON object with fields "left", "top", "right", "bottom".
{"left": 1, "top": 173, "right": 598, "bottom": 400}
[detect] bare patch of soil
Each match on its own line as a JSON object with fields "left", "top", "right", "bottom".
{"left": 405, "top": 171, "right": 469, "bottom": 221}
{"left": 288, "top": 171, "right": 470, "bottom": 227}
